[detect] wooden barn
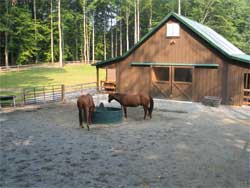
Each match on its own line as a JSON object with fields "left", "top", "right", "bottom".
{"left": 93, "top": 12, "right": 250, "bottom": 106}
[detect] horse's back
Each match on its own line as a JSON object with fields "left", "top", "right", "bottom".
{"left": 77, "top": 95, "right": 89, "bottom": 108}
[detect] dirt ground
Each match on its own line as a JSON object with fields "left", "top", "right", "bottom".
{"left": 0, "top": 97, "right": 250, "bottom": 188}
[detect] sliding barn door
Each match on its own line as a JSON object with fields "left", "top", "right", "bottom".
{"left": 151, "top": 66, "right": 193, "bottom": 101}
{"left": 151, "top": 67, "right": 171, "bottom": 98}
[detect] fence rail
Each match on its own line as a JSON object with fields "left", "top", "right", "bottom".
{"left": 0, "top": 60, "right": 99, "bottom": 72}
{"left": 0, "top": 82, "right": 97, "bottom": 107}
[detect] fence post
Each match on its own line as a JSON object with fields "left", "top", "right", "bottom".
{"left": 23, "top": 88, "right": 26, "bottom": 106}
{"left": 52, "top": 86, "right": 55, "bottom": 101}
{"left": 43, "top": 86, "right": 46, "bottom": 102}
{"left": 61, "top": 84, "right": 65, "bottom": 102}
{"left": 34, "top": 88, "right": 36, "bottom": 103}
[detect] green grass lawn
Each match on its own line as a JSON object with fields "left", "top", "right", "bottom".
{"left": 0, "top": 64, "right": 105, "bottom": 88}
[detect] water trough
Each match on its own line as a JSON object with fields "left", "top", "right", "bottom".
{"left": 91, "top": 103, "right": 123, "bottom": 124}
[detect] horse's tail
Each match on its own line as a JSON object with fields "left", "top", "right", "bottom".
{"left": 148, "top": 96, "right": 154, "bottom": 119}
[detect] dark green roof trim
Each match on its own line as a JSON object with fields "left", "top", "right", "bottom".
{"left": 93, "top": 12, "right": 250, "bottom": 68}
{"left": 130, "top": 62, "right": 219, "bottom": 67}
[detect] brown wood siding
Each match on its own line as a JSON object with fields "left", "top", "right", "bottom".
{"left": 226, "top": 62, "right": 250, "bottom": 105}
{"left": 106, "top": 68, "right": 116, "bottom": 82}
{"left": 193, "top": 68, "right": 221, "bottom": 102}
{"left": 114, "top": 17, "right": 249, "bottom": 105}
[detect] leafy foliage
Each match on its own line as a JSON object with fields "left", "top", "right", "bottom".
{"left": 0, "top": 0, "right": 249, "bottom": 66}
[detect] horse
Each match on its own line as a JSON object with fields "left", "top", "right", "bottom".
{"left": 77, "top": 94, "right": 96, "bottom": 130}
{"left": 108, "top": 93, "right": 154, "bottom": 119}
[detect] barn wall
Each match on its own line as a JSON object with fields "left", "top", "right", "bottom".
{"left": 114, "top": 17, "right": 249, "bottom": 105}
{"left": 226, "top": 62, "right": 250, "bottom": 105}
{"left": 193, "top": 68, "right": 221, "bottom": 101}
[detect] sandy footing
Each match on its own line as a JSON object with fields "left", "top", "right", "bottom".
{"left": 0, "top": 97, "right": 250, "bottom": 188}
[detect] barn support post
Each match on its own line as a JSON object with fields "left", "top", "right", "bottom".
{"left": 96, "top": 67, "right": 100, "bottom": 92}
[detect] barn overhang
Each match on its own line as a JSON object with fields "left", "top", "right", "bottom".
{"left": 130, "top": 62, "right": 219, "bottom": 68}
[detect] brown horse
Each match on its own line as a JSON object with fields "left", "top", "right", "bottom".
{"left": 77, "top": 94, "right": 95, "bottom": 130}
{"left": 108, "top": 93, "right": 154, "bottom": 119}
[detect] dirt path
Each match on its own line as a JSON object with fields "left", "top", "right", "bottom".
{"left": 0, "top": 99, "right": 249, "bottom": 188}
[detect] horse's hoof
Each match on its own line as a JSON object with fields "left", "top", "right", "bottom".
{"left": 79, "top": 126, "right": 84, "bottom": 128}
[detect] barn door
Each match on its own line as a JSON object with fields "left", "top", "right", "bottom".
{"left": 151, "top": 66, "right": 192, "bottom": 100}
{"left": 151, "top": 67, "right": 171, "bottom": 98}
{"left": 171, "top": 67, "right": 193, "bottom": 101}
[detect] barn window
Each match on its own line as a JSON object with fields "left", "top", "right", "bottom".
{"left": 153, "top": 67, "right": 170, "bottom": 81}
{"left": 174, "top": 68, "right": 192, "bottom": 82}
{"left": 166, "top": 23, "right": 180, "bottom": 37}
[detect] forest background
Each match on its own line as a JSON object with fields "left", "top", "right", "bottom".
{"left": 0, "top": 0, "right": 250, "bottom": 66}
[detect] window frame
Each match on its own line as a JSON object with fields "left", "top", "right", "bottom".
{"left": 173, "top": 67, "right": 193, "bottom": 84}
{"left": 152, "top": 66, "right": 171, "bottom": 83}
{"left": 166, "top": 23, "right": 180, "bottom": 38}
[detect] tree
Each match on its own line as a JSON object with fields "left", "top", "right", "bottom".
{"left": 58, "top": 0, "right": 63, "bottom": 67}
{"left": 4, "top": 0, "right": 9, "bottom": 67}
{"left": 50, "top": 0, "right": 54, "bottom": 63}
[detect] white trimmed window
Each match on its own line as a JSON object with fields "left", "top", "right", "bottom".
{"left": 166, "top": 23, "right": 180, "bottom": 37}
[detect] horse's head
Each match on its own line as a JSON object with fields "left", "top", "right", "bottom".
{"left": 108, "top": 94, "right": 114, "bottom": 103}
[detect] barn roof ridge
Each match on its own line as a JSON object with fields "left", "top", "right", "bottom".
{"left": 93, "top": 12, "right": 250, "bottom": 67}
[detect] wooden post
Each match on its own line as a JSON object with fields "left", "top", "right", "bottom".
{"left": 52, "top": 85, "right": 55, "bottom": 101}
{"left": 43, "top": 86, "right": 46, "bottom": 102}
{"left": 34, "top": 88, "right": 37, "bottom": 103}
{"left": 96, "top": 67, "right": 99, "bottom": 92}
{"left": 23, "top": 88, "right": 26, "bottom": 105}
{"left": 61, "top": 84, "right": 65, "bottom": 102}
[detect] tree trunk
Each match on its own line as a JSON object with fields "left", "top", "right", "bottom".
{"left": 149, "top": 0, "right": 152, "bottom": 29}
{"left": 111, "top": 19, "right": 114, "bottom": 58}
{"left": 92, "top": 13, "right": 95, "bottom": 62}
{"left": 82, "top": 0, "right": 87, "bottom": 63}
{"left": 50, "top": 0, "right": 54, "bottom": 63}
{"left": 58, "top": 0, "right": 63, "bottom": 67}
{"left": 120, "top": 19, "right": 123, "bottom": 56}
{"left": 178, "top": 0, "right": 181, "bottom": 15}
{"left": 104, "top": 32, "right": 106, "bottom": 60}
{"left": 4, "top": 0, "right": 9, "bottom": 67}
{"left": 134, "top": 0, "right": 137, "bottom": 44}
{"left": 33, "top": 0, "right": 37, "bottom": 63}
{"left": 86, "top": 26, "right": 89, "bottom": 62}
{"left": 137, "top": 0, "right": 140, "bottom": 40}
{"left": 126, "top": 6, "right": 129, "bottom": 51}
{"left": 5, "top": 32, "right": 9, "bottom": 68}
{"left": 75, "top": 37, "right": 78, "bottom": 60}
{"left": 115, "top": 26, "right": 118, "bottom": 57}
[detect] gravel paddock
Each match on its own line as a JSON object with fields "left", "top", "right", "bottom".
{"left": 0, "top": 96, "right": 250, "bottom": 188}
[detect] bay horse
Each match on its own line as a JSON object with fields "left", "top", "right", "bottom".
{"left": 108, "top": 93, "right": 154, "bottom": 119}
{"left": 77, "top": 94, "right": 95, "bottom": 130}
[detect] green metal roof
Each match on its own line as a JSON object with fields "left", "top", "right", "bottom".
{"left": 93, "top": 12, "right": 250, "bottom": 67}
{"left": 130, "top": 62, "right": 219, "bottom": 67}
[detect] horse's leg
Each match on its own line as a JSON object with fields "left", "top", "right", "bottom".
{"left": 123, "top": 106, "right": 127, "bottom": 118}
{"left": 143, "top": 105, "right": 147, "bottom": 120}
{"left": 89, "top": 108, "right": 92, "bottom": 124}
{"left": 78, "top": 108, "right": 83, "bottom": 128}
{"left": 85, "top": 107, "right": 90, "bottom": 131}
